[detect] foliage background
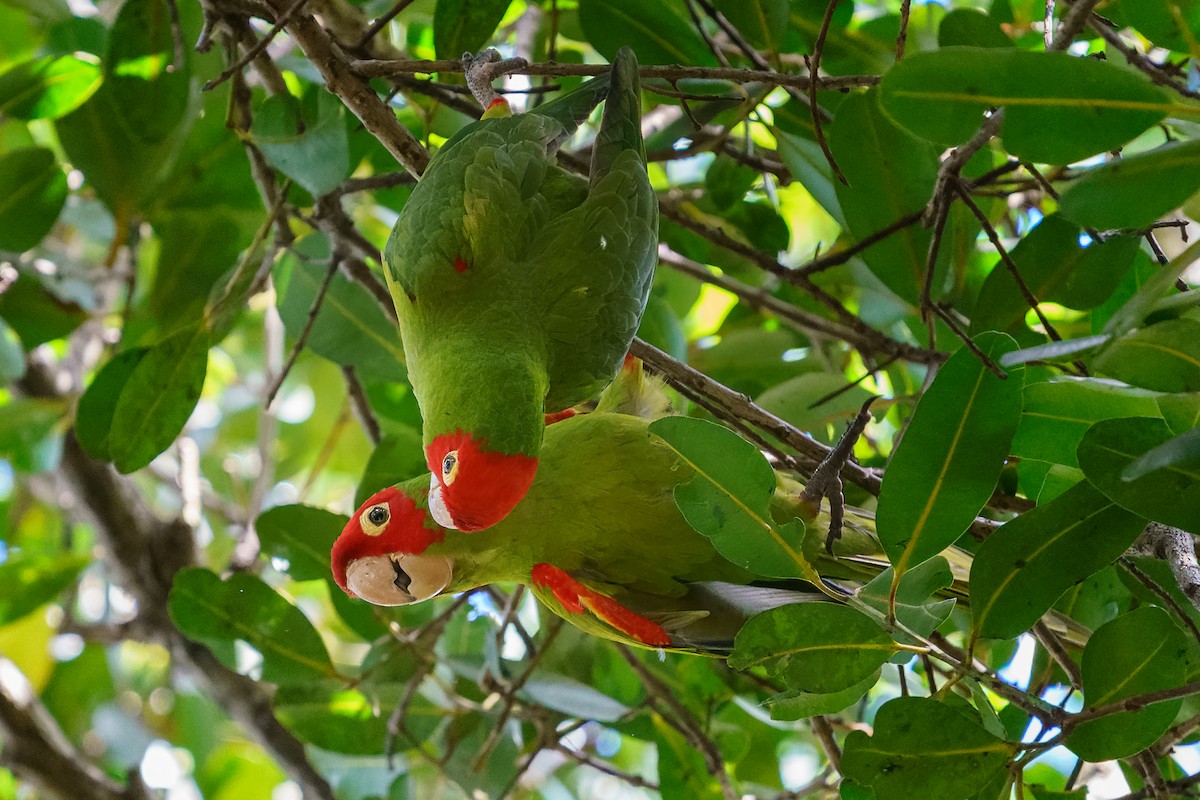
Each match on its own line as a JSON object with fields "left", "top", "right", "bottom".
{"left": 1, "top": 0, "right": 1200, "bottom": 798}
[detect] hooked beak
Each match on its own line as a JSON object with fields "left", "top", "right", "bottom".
{"left": 344, "top": 553, "right": 453, "bottom": 606}
{"left": 428, "top": 473, "right": 456, "bottom": 529}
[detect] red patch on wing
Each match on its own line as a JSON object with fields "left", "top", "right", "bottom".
{"left": 426, "top": 431, "right": 538, "bottom": 532}
{"left": 544, "top": 408, "right": 577, "bottom": 426}
{"left": 453, "top": 256, "right": 469, "bottom": 273}
{"left": 330, "top": 486, "right": 444, "bottom": 595}
{"left": 531, "top": 563, "right": 670, "bottom": 647}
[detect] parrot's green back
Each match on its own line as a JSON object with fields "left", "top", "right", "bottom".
{"left": 384, "top": 47, "right": 658, "bottom": 456}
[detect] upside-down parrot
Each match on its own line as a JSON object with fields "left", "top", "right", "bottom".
{"left": 382, "top": 46, "right": 658, "bottom": 533}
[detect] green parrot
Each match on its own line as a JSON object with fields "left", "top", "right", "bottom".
{"left": 382, "top": 46, "right": 658, "bottom": 533}
{"left": 330, "top": 365, "right": 904, "bottom": 653}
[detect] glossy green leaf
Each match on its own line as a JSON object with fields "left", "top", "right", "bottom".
{"left": 1060, "top": 140, "right": 1200, "bottom": 230}
{"left": 108, "top": 325, "right": 209, "bottom": 473}
{"left": 0, "top": 54, "right": 101, "bottom": 120}
{"left": 0, "top": 553, "right": 88, "bottom": 625}
{"left": 857, "top": 557, "right": 956, "bottom": 648}
{"left": 74, "top": 347, "right": 149, "bottom": 462}
{"left": 971, "top": 480, "right": 1146, "bottom": 640}
{"left": 971, "top": 215, "right": 1140, "bottom": 334}
{"left": 938, "top": 9, "right": 1012, "bottom": 48}
{"left": 0, "top": 147, "right": 67, "bottom": 252}
{"left": 1119, "top": 0, "right": 1200, "bottom": 53}
{"left": 433, "top": 0, "right": 512, "bottom": 60}
{"left": 578, "top": 0, "right": 716, "bottom": 66}
{"left": 251, "top": 92, "right": 350, "bottom": 197}
{"left": 1012, "top": 378, "right": 1161, "bottom": 467}
{"left": 1078, "top": 416, "right": 1200, "bottom": 532}
{"left": 880, "top": 48, "right": 1171, "bottom": 164}
{"left": 276, "top": 254, "right": 406, "bottom": 379}
{"left": 649, "top": 416, "right": 817, "bottom": 582}
{"left": 715, "top": 0, "right": 787, "bottom": 52}
{"left": 877, "top": 332, "right": 1024, "bottom": 575}
{"left": 830, "top": 89, "right": 940, "bottom": 305}
{"left": 168, "top": 567, "right": 337, "bottom": 685}
{"left": 1123, "top": 426, "right": 1200, "bottom": 481}
{"left": 1093, "top": 318, "right": 1200, "bottom": 393}
{"left": 765, "top": 670, "right": 879, "bottom": 720}
{"left": 1065, "top": 606, "right": 1187, "bottom": 760}
{"left": 729, "top": 603, "right": 895, "bottom": 694}
{"left": 755, "top": 372, "right": 875, "bottom": 445}
{"left": 256, "top": 504, "right": 347, "bottom": 583}
{"left": 842, "top": 697, "right": 1013, "bottom": 800}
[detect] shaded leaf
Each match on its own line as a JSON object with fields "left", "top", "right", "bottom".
{"left": 938, "top": 9, "right": 1012, "bottom": 48}
{"left": 715, "top": 0, "right": 787, "bottom": 52}
{"left": 0, "top": 53, "right": 101, "bottom": 120}
{"left": 1060, "top": 140, "right": 1200, "bottom": 230}
{"left": 755, "top": 372, "right": 875, "bottom": 445}
{"left": 1065, "top": 606, "right": 1186, "bottom": 760}
{"left": 518, "top": 673, "right": 631, "bottom": 722}
{"left": 765, "top": 670, "right": 879, "bottom": 720}
{"left": 1078, "top": 416, "right": 1200, "bottom": 533}
{"left": 578, "top": 0, "right": 716, "bottom": 66}
{"left": 433, "top": 0, "right": 512, "bottom": 60}
{"left": 842, "top": 696, "right": 1013, "bottom": 800}
{"left": 971, "top": 480, "right": 1146, "bottom": 640}
{"left": 1093, "top": 318, "right": 1200, "bottom": 393}
{"left": 877, "top": 332, "right": 1024, "bottom": 575}
{"left": 74, "top": 347, "right": 149, "bottom": 462}
{"left": 858, "top": 557, "right": 956, "bottom": 650}
{"left": 1123, "top": 426, "right": 1200, "bottom": 481}
{"left": 1119, "top": 0, "right": 1200, "bottom": 53}
{"left": 729, "top": 603, "right": 895, "bottom": 694}
{"left": 0, "top": 317, "right": 24, "bottom": 380}
{"left": 0, "top": 553, "right": 88, "bottom": 625}
{"left": 256, "top": 504, "right": 347, "bottom": 583}
{"left": 880, "top": 48, "right": 1170, "bottom": 164}
{"left": 355, "top": 431, "right": 426, "bottom": 508}
{"left": 0, "top": 273, "right": 87, "bottom": 349}
{"left": 1012, "top": 378, "right": 1160, "bottom": 467}
{"left": 705, "top": 156, "right": 758, "bottom": 211}
{"left": 0, "top": 397, "right": 64, "bottom": 472}
{"left": 999, "top": 333, "right": 1111, "bottom": 367}
{"left": 775, "top": 129, "right": 845, "bottom": 225}
{"left": 250, "top": 92, "right": 350, "bottom": 197}
{"left": 0, "top": 147, "right": 67, "bottom": 252}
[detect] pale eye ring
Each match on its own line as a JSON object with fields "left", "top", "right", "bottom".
{"left": 442, "top": 450, "right": 460, "bottom": 485}
{"left": 360, "top": 503, "right": 390, "bottom": 536}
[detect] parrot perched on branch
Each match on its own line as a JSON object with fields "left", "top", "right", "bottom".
{"left": 330, "top": 364, "right": 904, "bottom": 653}
{"left": 382, "top": 46, "right": 658, "bottom": 533}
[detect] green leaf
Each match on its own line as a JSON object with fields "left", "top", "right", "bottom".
{"left": 149, "top": 210, "right": 247, "bottom": 327}
{"left": 250, "top": 92, "right": 350, "bottom": 197}
{"left": 356, "top": 431, "right": 426, "bottom": 508}
{"left": 433, "top": 0, "right": 512, "bottom": 60}
{"left": 858, "top": 557, "right": 957, "bottom": 649}
{"left": 971, "top": 215, "right": 1140, "bottom": 334}
{"left": 0, "top": 317, "right": 24, "bottom": 380}
{"left": 729, "top": 603, "right": 896, "bottom": 694}
{"left": 830, "top": 89, "right": 940, "bottom": 305}
{"left": 0, "top": 272, "right": 87, "bottom": 349}
{"left": 276, "top": 685, "right": 394, "bottom": 754}
{"left": 1093, "top": 318, "right": 1200, "bottom": 393}
{"left": 74, "top": 347, "right": 149, "bottom": 462}
{"left": 1078, "top": 416, "right": 1200, "bottom": 532}
{"left": 970, "top": 480, "right": 1146, "bottom": 640}
{"left": 1012, "top": 378, "right": 1161, "bottom": 467}
{"left": 578, "top": 0, "right": 716, "bottom": 66}
{"left": 517, "top": 673, "right": 631, "bottom": 722}
{"left": 1123, "top": 426, "right": 1200, "bottom": 481}
{"left": 879, "top": 48, "right": 1172, "bottom": 165}
{"left": 0, "top": 397, "right": 65, "bottom": 472}
{"left": 937, "top": 9, "right": 1012, "bottom": 48}
{"left": 0, "top": 553, "right": 88, "bottom": 625}
{"left": 0, "top": 147, "right": 67, "bottom": 252}
{"left": 204, "top": 227, "right": 273, "bottom": 342}
{"left": 168, "top": 567, "right": 337, "bottom": 684}
{"left": 765, "top": 670, "right": 879, "bottom": 720}
{"left": 877, "top": 332, "right": 1024, "bottom": 575}
{"left": 999, "top": 334, "right": 1111, "bottom": 367}
{"left": 108, "top": 324, "right": 209, "bottom": 473}
{"left": 1119, "top": 0, "right": 1200, "bottom": 53}
{"left": 842, "top": 696, "right": 1013, "bottom": 800}
{"left": 704, "top": 157, "right": 758, "bottom": 211}
{"left": 0, "top": 54, "right": 101, "bottom": 120}
{"left": 715, "top": 0, "right": 787, "bottom": 52}
{"left": 774, "top": 129, "right": 845, "bottom": 225}
{"left": 256, "top": 504, "right": 347, "bottom": 583}
{"left": 756, "top": 373, "right": 875, "bottom": 445}
{"left": 1065, "top": 606, "right": 1187, "bottom": 760}
{"left": 276, "top": 253, "right": 406, "bottom": 379}
{"left": 1060, "top": 140, "right": 1200, "bottom": 231}
{"left": 649, "top": 416, "right": 816, "bottom": 581}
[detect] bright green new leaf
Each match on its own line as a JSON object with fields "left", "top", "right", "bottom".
{"left": 0, "top": 553, "right": 88, "bottom": 626}
{"left": 578, "top": 0, "right": 716, "bottom": 65}
{"left": 729, "top": 603, "right": 896, "bottom": 694}
{"left": 74, "top": 347, "right": 149, "bottom": 462}
{"left": 433, "top": 0, "right": 512, "bottom": 60}
{"left": 842, "top": 696, "right": 1014, "bottom": 800}
{"left": 1012, "top": 378, "right": 1161, "bottom": 467}
{"left": 1065, "top": 606, "right": 1187, "bottom": 760}
{"left": 1078, "top": 416, "right": 1200, "bottom": 532}
{"left": 0, "top": 147, "right": 67, "bottom": 253}
{"left": 877, "top": 332, "right": 1024, "bottom": 576}
{"left": 1093, "top": 318, "right": 1200, "bottom": 393}
{"left": 0, "top": 53, "right": 100, "bottom": 120}
{"left": 108, "top": 325, "right": 209, "bottom": 473}
{"left": 1060, "top": 140, "right": 1200, "bottom": 230}
{"left": 649, "top": 416, "right": 815, "bottom": 582}
{"left": 256, "top": 504, "right": 348, "bottom": 583}
{"left": 168, "top": 567, "right": 338, "bottom": 685}
{"left": 880, "top": 48, "right": 1172, "bottom": 165}
{"left": 970, "top": 480, "right": 1146, "bottom": 640}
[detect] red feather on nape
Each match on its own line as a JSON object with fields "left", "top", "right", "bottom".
{"left": 330, "top": 486, "right": 443, "bottom": 594}
{"left": 426, "top": 430, "right": 538, "bottom": 532}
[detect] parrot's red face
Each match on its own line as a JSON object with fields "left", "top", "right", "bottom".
{"left": 425, "top": 431, "right": 538, "bottom": 532}
{"left": 330, "top": 486, "right": 453, "bottom": 606}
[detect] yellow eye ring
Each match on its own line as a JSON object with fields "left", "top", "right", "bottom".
{"left": 442, "top": 450, "right": 460, "bottom": 486}
{"left": 360, "top": 503, "right": 390, "bottom": 536}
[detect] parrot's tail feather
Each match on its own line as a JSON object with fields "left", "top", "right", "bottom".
{"left": 590, "top": 47, "right": 645, "bottom": 185}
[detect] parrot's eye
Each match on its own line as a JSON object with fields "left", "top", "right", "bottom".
{"left": 442, "top": 451, "right": 460, "bottom": 486}
{"left": 360, "top": 503, "right": 390, "bottom": 536}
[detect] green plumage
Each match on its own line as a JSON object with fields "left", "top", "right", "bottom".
{"left": 383, "top": 47, "right": 658, "bottom": 457}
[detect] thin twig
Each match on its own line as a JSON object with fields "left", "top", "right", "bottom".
{"left": 807, "top": 0, "right": 848, "bottom": 185}
{"left": 265, "top": 255, "right": 340, "bottom": 409}
{"left": 354, "top": 0, "right": 416, "bottom": 49}
{"left": 205, "top": 0, "right": 309, "bottom": 90}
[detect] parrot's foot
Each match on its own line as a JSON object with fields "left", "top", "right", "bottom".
{"left": 531, "top": 563, "right": 670, "bottom": 647}
{"left": 800, "top": 396, "right": 878, "bottom": 554}
{"left": 544, "top": 408, "right": 578, "bottom": 426}
{"left": 462, "top": 48, "right": 528, "bottom": 113}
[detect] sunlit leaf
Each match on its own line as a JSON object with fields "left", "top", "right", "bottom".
{"left": 0, "top": 553, "right": 88, "bottom": 625}
{"left": 0, "top": 53, "right": 100, "bottom": 120}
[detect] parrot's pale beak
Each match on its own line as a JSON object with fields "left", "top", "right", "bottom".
{"left": 428, "top": 474, "right": 457, "bottom": 529}
{"left": 345, "top": 553, "right": 453, "bottom": 606}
